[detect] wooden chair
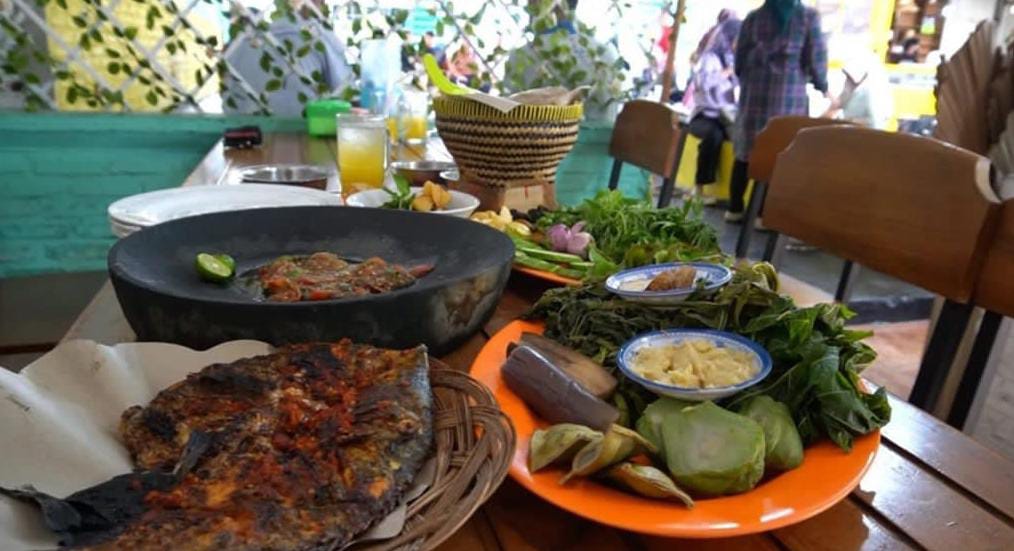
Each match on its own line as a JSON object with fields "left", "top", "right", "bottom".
{"left": 934, "top": 20, "right": 996, "bottom": 155}
{"left": 607, "top": 100, "right": 683, "bottom": 208}
{"left": 990, "top": 112, "right": 1014, "bottom": 176}
{"left": 947, "top": 200, "right": 1014, "bottom": 427}
{"left": 985, "top": 51, "right": 1012, "bottom": 146}
{"left": 762, "top": 126, "right": 1000, "bottom": 412}
{"left": 734, "top": 117, "right": 856, "bottom": 299}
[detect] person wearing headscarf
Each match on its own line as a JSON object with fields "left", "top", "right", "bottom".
{"left": 687, "top": 15, "right": 741, "bottom": 200}
{"left": 725, "top": 0, "right": 829, "bottom": 222}
{"left": 688, "top": 9, "right": 735, "bottom": 65}
{"left": 224, "top": 0, "right": 352, "bottom": 116}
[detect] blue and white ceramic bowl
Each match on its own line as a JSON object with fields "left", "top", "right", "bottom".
{"left": 605, "top": 262, "right": 733, "bottom": 305}
{"left": 617, "top": 329, "right": 773, "bottom": 401}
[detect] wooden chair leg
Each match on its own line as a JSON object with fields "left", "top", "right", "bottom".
{"left": 607, "top": 159, "right": 623, "bottom": 190}
{"left": 946, "top": 310, "right": 1003, "bottom": 428}
{"left": 909, "top": 299, "right": 975, "bottom": 411}
{"left": 656, "top": 129, "right": 689, "bottom": 208}
{"left": 762, "top": 231, "right": 786, "bottom": 268}
{"left": 834, "top": 260, "right": 860, "bottom": 303}
{"left": 735, "top": 180, "right": 768, "bottom": 259}
{"left": 657, "top": 177, "right": 676, "bottom": 208}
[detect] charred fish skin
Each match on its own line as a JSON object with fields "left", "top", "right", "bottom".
{"left": 33, "top": 341, "right": 436, "bottom": 551}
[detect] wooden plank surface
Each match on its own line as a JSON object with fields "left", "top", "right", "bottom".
{"left": 775, "top": 499, "right": 917, "bottom": 551}
{"left": 59, "top": 133, "right": 1014, "bottom": 551}
{"left": 880, "top": 395, "right": 1014, "bottom": 519}
{"left": 853, "top": 444, "right": 1014, "bottom": 550}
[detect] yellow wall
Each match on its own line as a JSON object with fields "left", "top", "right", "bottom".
{"left": 885, "top": 63, "right": 938, "bottom": 122}
{"left": 45, "top": 0, "right": 219, "bottom": 111}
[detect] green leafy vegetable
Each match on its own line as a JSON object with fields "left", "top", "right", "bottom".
{"left": 494, "top": 190, "right": 722, "bottom": 282}
{"left": 537, "top": 190, "right": 724, "bottom": 275}
{"left": 381, "top": 173, "right": 414, "bottom": 209}
{"left": 528, "top": 262, "right": 890, "bottom": 451}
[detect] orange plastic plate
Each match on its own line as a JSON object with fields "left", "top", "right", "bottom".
{"left": 512, "top": 265, "right": 582, "bottom": 286}
{"left": 470, "top": 320, "right": 880, "bottom": 538}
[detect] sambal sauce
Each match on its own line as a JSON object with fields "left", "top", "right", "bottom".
{"left": 257, "top": 252, "right": 429, "bottom": 302}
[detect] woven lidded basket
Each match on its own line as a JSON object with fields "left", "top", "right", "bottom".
{"left": 353, "top": 363, "right": 515, "bottom": 551}
{"left": 434, "top": 95, "right": 583, "bottom": 188}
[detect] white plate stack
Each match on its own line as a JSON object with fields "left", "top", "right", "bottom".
{"left": 107, "top": 184, "right": 343, "bottom": 238}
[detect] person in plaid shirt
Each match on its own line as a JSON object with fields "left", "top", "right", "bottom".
{"left": 726, "top": 0, "right": 830, "bottom": 221}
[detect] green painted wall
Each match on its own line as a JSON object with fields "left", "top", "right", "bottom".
{"left": 555, "top": 121, "right": 651, "bottom": 207}
{"left": 0, "top": 112, "right": 641, "bottom": 278}
{"left": 0, "top": 112, "right": 302, "bottom": 278}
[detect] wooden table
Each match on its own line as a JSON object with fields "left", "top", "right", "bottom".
{"left": 65, "top": 134, "right": 1014, "bottom": 551}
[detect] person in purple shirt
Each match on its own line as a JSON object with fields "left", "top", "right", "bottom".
{"left": 687, "top": 15, "right": 741, "bottom": 202}
{"left": 726, "top": 0, "right": 829, "bottom": 222}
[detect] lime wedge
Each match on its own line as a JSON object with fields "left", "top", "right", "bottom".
{"left": 196, "top": 253, "right": 234, "bottom": 282}
{"left": 215, "top": 254, "right": 236, "bottom": 273}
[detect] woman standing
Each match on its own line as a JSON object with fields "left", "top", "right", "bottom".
{"left": 687, "top": 15, "right": 741, "bottom": 202}
{"left": 726, "top": 0, "right": 829, "bottom": 222}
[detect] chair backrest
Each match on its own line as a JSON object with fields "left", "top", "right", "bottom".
{"left": 608, "top": 100, "right": 681, "bottom": 178}
{"left": 934, "top": 20, "right": 996, "bottom": 154}
{"left": 748, "top": 116, "right": 855, "bottom": 182}
{"left": 975, "top": 200, "right": 1014, "bottom": 315}
{"left": 764, "top": 126, "right": 999, "bottom": 302}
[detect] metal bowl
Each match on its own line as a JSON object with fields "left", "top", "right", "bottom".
{"left": 391, "top": 160, "right": 458, "bottom": 186}
{"left": 108, "top": 206, "right": 514, "bottom": 354}
{"left": 439, "top": 169, "right": 460, "bottom": 183}
{"left": 240, "top": 164, "right": 330, "bottom": 190}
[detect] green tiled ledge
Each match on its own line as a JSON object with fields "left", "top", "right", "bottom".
{"left": 0, "top": 111, "right": 301, "bottom": 278}
{"left": 0, "top": 113, "right": 646, "bottom": 278}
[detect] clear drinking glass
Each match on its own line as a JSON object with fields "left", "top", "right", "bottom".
{"left": 400, "top": 89, "right": 430, "bottom": 144}
{"left": 336, "top": 113, "right": 389, "bottom": 197}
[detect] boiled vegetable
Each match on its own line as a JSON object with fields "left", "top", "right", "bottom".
{"left": 502, "top": 345, "right": 619, "bottom": 430}
{"left": 738, "top": 395, "right": 804, "bottom": 471}
{"left": 634, "top": 397, "right": 692, "bottom": 454}
{"left": 529, "top": 424, "right": 602, "bottom": 472}
{"left": 519, "top": 332, "right": 618, "bottom": 399}
{"left": 605, "top": 463, "right": 694, "bottom": 508}
{"left": 562, "top": 425, "right": 656, "bottom": 483}
{"left": 530, "top": 262, "right": 890, "bottom": 452}
{"left": 654, "top": 401, "right": 766, "bottom": 497}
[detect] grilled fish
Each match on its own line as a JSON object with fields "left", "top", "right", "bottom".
{"left": 5, "top": 341, "right": 433, "bottom": 550}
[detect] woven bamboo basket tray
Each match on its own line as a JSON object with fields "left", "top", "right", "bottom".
{"left": 352, "top": 362, "right": 515, "bottom": 551}
{"left": 433, "top": 95, "right": 583, "bottom": 188}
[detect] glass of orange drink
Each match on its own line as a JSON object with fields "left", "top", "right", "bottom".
{"left": 400, "top": 89, "right": 429, "bottom": 144}
{"left": 337, "top": 113, "right": 389, "bottom": 197}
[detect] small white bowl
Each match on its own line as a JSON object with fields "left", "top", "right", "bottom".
{"left": 605, "top": 262, "right": 733, "bottom": 305}
{"left": 345, "top": 186, "right": 479, "bottom": 218}
{"left": 617, "top": 329, "right": 772, "bottom": 402}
